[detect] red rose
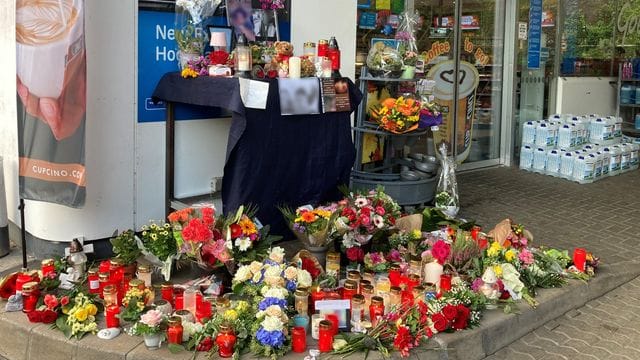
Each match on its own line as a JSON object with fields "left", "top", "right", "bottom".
{"left": 452, "top": 315, "right": 468, "bottom": 330}
{"left": 360, "top": 207, "right": 371, "bottom": 216}
{"left": 375, "top": 206, "right": 385, "bottom": 215}
{"left": 500, "top": 290, "right": 511, "bottom": 300}
{"left": 267, "top": 69, "right": 278, "bottom": 78}
{"left": 301, "top": 258, "right": 321, "bottom": 279}
{"left": 388, "top": 216, "right": 396, "bottom": 225}
{"left": 229, "top": 224, "right": 243, "bottom": 239}
{"left": 431, "top": 313, "right": 448, "bottom": 332}
{"left": 40, "top": 310, "right": 58, "bottom": 324}
{"left": 442, "top": 304, "right": 458, "bottom": 321}
{"left": 60, "top": 296, "right": 70, "bottom": 306}
{"left": 345, "top": 247, "right": 364, "bottom": 262}
{"left": 26, "top": 311, "right": 43, "bottom": 323}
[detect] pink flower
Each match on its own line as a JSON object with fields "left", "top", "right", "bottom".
{"left": 140, "top": 309, "right": 163, "bottom": 327}
{"left": 388, "top": 249, "right": 403, "bottom": 262}
{"left": 60, "top": 296, "right": 69, "bottom": 306}
{"left": 431, "top": 240, "right": 451, "bottom": 264}
{"left": 375, "top": 206, "right": 385, "bottom": 215}
{"left": 360, "top": 215, "right": 371, "bottom": 226}
{"left": 43, "top": 294, "right": 58, "bottom": 310}
{"left": 518, "top": 248, "right": 534, "bottom": 266}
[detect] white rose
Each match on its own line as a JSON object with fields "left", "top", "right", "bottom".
{"left": 264, "top": 264, "right": 283, "bottom": 279}
{"left": 235, "top": 237, "right": 251, "bottom": 252}
{"left": 260, "top": 285, "right": 269, "bottom": 296}
{"left": 264, "top": 287, "right": 287, "bottom": 299}
{"left": 269, "top": 246, "right": 286, "bottom": 263}
{"left": 234, "top": 265, "right": 252, "bottom": 283}
{"left": 225, "top": 239, "right": 233, "bottom": 250}
{"left": 265, "top": 305, "right": 283, "bottom": 318}
{"left": 249, "top": 261, "right": 263, "bottom": 274}
{"left": 261, "top": 315, "right": 284, "bottom": 332}
{"left": 252, "top": 271, "right": 263, "bottom": 283}
{"left": 284, "top": 266, "right": 298, "bottom": 281}
{"left": 297, "top": 270, "right": 312, "bottom": 288}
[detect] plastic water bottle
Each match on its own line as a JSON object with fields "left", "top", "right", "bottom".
{"left": 611, "top": 116, "right": 623, "bottom": 140}
{"left": 629, "top": 143, "right": 639, "bottom": 170}
{"left": 603, "top": 118, "right": 615, "bottom": 143}
{"left": 557, "top": 124, "right": 574, "bottom": 149}
{"left": 519, "top": 145, "right": 533, "bottom": 170}
{"left": 619, "top": 144, "right": 631, "bottom": 173}
{"left": 590, "top": 118, "right": 604, "bottom": 143}
{"left": 533, "top": 147, "right": 547, "bottom": 173}
{"left": 521, "top": 121, "right": 537, "bottom": 145}
{"left": 621, "top": 85, "right": 633, "bottom": 104}
{"left": 608, "top": 146, "right": 622, "bottom": 176}
{"left": 535, "top": 122, "right": 550, "bottom": 147}
{"left": 546, "top": 149, "right": 560, "bottom": 177}
{"left": 592, "top": 151, "right": 603, "bottom": 180}
{"left": 572, "top": 155, "right": 595, "bottom": 184}
{"left": 548, "top": 114, "right": 563, "bottom": 122}
{"left": 559, "top": 152, "right": 575, "bottom": 179}
{"left": 598, "top": 150, "right": 611, "bottom": 177}
{"left": 635, "top": 114, "right": 640, "bottom": 130}
{"left": 548, "top": 122, "right": 558, "bottom": 147}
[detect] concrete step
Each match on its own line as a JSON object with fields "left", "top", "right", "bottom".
{"left": 0, "top": 260, "right": 637, "bottom": 360}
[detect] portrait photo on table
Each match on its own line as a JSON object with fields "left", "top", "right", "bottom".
{"left": 226, "top": 0, "right": 255, "bottom": 41}
{"left": 252, "top": 9, "right": 279, "bottom": 42}
{"left": 278, "top": 78, "right": 320, "bottom": 116}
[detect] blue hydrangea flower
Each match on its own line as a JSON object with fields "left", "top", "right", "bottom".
{"left": 285, "top": 280, "right": 297, "bottom": 292}
{"left": 256, "top": 328, "right": 285, "bottom": 348}
{"left": 258, "top": 297, "right": 287, "bottom": 310}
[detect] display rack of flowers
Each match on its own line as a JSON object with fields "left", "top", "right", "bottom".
{"left": 370, "top": 97, "right": 422, "bottom": 134}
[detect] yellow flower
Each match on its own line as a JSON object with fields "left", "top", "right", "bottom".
{"left": 75, "top": 308, "right": 88, "bottom": 322}
{"left": 493, "top": 264, "right": 503, "bottom": 277}
{"left": 151, "top": 233, "right": 158, "bottom": 240}
{"left": 224, "top": 309, "right": 238, "bottom": 321}
{"left": 85, "top": 304, "right": 98, "bottom": 316}
{"left": 236, "top": 301, "right": 249, "bottom": 313}
{"left": 411, "top": 229, "right": 422, "bottom": 238}
{"left": 239, "top": 216, "right": 257, "bottom": 235}
{"left": 314, "top": 209, "right": 332, "bottom": 219}
{"left": 487, "top": 241, "right": 502, "bottom": 257}
{"left": 504, "top": 249, "right": 516, "bottom": 262}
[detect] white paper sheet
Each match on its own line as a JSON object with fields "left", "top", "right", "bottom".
{"left": 239, "top": 78, "right": 270, "bottom": 109}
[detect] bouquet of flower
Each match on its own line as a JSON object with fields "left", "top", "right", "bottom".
{"left": 110, "top": 230, "right": 142, "bottom": 266}
{"left": 176, "top": 0, "right": 221, "bottom": 25}
{"left": 181, "top": 55, "right": 210, "bottom": 78}
{"left": 221, "top": 206, "right": 277, "bottom": 265}
{"left": 188, "top": 300, "right": 254, "bottom": 355}
{"left": 139, "top": 221, "right": 177, "bottom": 280}
{"left": 427, "top": 278, "right": 483, "bottom": 333}
{"left": 259, "top": 0, "right": 285, "bottom": 10}
{"left": 280, "top": 204, "right": 337, "bottom": 247}
{"left": 363, "top": 252, "right": 389, "bottom": 272}
{"left": 120, "top": 286, "right": 153, "bottom": 322}
{"left": 370, "top": 97, "right": 421, "bottom": 134}
{"left": 132, "top": 309, "right": 166, "bottom": 336}
{"left": 333, "top": 300, "right": 432, "bottom": 358}
{"left": 26, "top": 293, "right": 66, "bottom": 324}
{"left": 421, "top": 239, "right": 451, "bottom": 265}
{"left": 55, "top": 292, "right": 99, "bottom": 339}
{"left": 250, "top": 284, "right": 290, "bottom": 359}
{"left": 418, "top": 96, "right": 444, "bottom": 129}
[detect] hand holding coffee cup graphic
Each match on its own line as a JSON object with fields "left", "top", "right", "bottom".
{"left": 16, "top": 0, "right": 86, "bottom": 141}
{"left": 427, "top": 60, "right": 479, "bottom": 163}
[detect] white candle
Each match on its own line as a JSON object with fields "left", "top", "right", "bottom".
{"left": 311, "top": 314, "right": 323, "bottom": 340}
{"left": 289, "top": 56, "right": 301, "bottom": 78}
{"left": 238, "top": 53, "right": 251, "bottom": 71}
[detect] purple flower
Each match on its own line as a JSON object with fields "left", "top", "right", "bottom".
{"left": 388, "top": 249, "right": 402, "bottom": 262}
{"left": 471, "top": 278, "right": 483, "bottom": 292}
{"left": 256, "top": 328, "right": 285, "bottom": 347}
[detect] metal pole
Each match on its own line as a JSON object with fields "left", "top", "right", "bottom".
{"left": 452, "top": 0, "right": 463, "bottom": 159}
{"left": 18, "top": 198, "right": 27, "bottom": 271}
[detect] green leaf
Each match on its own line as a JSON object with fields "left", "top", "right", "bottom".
{"left": 168, "top": 343, "right": 185, "bottom": 354}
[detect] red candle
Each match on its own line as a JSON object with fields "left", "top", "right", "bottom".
{"left": 105, "top": 305, "right": 120, "bottom": 328}
{"left": 41, "top": 259, "right": 55, "bottom": 277}
{"left": 21, "top": 282, "right": 39, "bottom": 313}
{"left": 406, "top": 274, "right": 420, "bottom": 293}
{"left": 98, "top": 260, "right": 111, "bottom": 273}
{"left": 291, "top": 326, "right": 306, "bottom": 353}
{"left": 216, "top": 324, "right": 236, "bottom": 358}
{"left": 341, "top": 280, "right": 358, "bottom": 301}
{"left": 398, "top": 275, "right": 410, "bottom": 291}
{"left": 573, "top": 248, "right": 587, "bottom": 272}
{"left": 318, "top": 320, "right": 334, "bottom": 352}
{"left": 15, "top": 272, "right": 34, "bottom": 295}
{"left": 325, "top": 314, "right": 339, "bottom": 335}
{"left": 161, "top": 283, "right": 174, "bottom": 305}
{"left": 87, "top": 268, "right": 100, "bottom": 294}
{"left": 317, "top": 39, "right": 328, "bottom": 58}
{"left": 388, "top": 264, "right": 401, "bottom": 288}
{"left": 196, "top": 301, "right": 212, "bottom": 323}
{"left": 310, "top": 287, "right": 325, "bottom": 313}
{"left": 174, "top": 294, "right": 184, "bottom": 311}
{"left": 167, "top": 317, "right": 183, "bottom": 344}
{"left": 369, "top": 296, "right": 384, "bottom": 326}
{"left": 439, "top": 274, "right": 452, "bottom": 292}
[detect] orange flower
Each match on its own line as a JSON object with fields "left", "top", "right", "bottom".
{"left": 300, "top": 211, "right": 317, "bottom": 223}
{"left": 239, "top": 216, "right": 257, "bottom": 235}
{"left": 382, "top": 98, "right": 397, "bottom": 109}
{"left": 405, "top": 98, "right": 415, "bottom": 107}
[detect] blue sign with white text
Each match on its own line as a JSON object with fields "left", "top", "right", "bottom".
{"left": 527, "top": 0, "right": 542, "bottom": 69}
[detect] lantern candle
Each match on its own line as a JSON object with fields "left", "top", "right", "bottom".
{"left": 409, "top": 258, "right": 422, "bottom": 280}
{"left": 325, "top": 313, "right": 339, "bottom": 335}
{"left": 291, "top": 326, "right": 307, "bottom": 353}
{"left": 388, "top": 264, "right": 401, "bottom": 287}
{"left": 167, "top": 316, "right": 183, "bottom": 344}
{"left": 303, "top": 42, "right": 316, "bottom": 60}
{"left": 375, "top": 276, "right": 391, "bottom": 295}
{"left": 310, "top": 286, "right": 324, "bottom": 313}
{"left": 362, "top": 284, "right": 374, "bottom": 315}
{"left": 21, "top": 282, "right": 39, "bottom": 313}
{"left": 109, "top": 258, "right": 124, "bottom": 287}
{"left": 362, "top": 270, "right": 376, "bottom": 285}
{"left": 350, "top": 294, "right": 365, "bottom": 332}
{"left": 389, "top": 286, "right": 402, "bottom": 310}
{"left": 311, "top": 314, "right": 323, "bottom": 340}
{"left": 369, "top": 296, "right": 385, "bottom": 326}
{"left": 318, "top": 320, "right": 334, "bottom": 352}
{"left": 161, "top": 282, "right": 174, "bottom": 305}
{"left": 183, "top": 287, "right": 198, "bottom": 317}
{"left": 294, "top": 288, "right": 309, "bottom": 315}
{"left": 325, "top": 251, "right": 341, "bottom": 280}
{"left": 439, "top": 274, "right": 452, "bottom": 292}
{"left": 289, "top": 56, "right": 301, "bottom": 78}
{"left": 347, "top": 271, "right": 361, "bottom": 289}
{"left": 359, "top": 279, "right": 371, "bottom": 294}
{"left": 412, "top": 285, "right": 425, "bottom": 303}
{"left": 87, "top": 267, "right": 100, "bottom": 294}
{"left": 573, "top": 248, "right": 587, "bottom": 272}
{"left": 41, "top": 258, "right": 55, "bottom": 277}
{"left": 103, "top": 285, "right": 118, "bottom": 307}
{"left": 407, "top": 274, "right": 421, "bottom": 292}
{"left": 98, "top": 260, "right": 111, "bottom": 273}
{"left": 105, "top": 304, "right": 120, "bottom": 328}
{"left": 136, "top": 264, "right": 152, "bottom": 288}
{"left": 196, "top": 300, "right": 212, "bottom": 323}
{"left": 15, "top": 272, "right": 34, "bottom": 295}
{"left": 342, "top": 280, "right": 358, "bottom": 300}
{"left": 216, "top": 323, "right": 236, "bottom": 358}
{"left": 317, "top": 39, "right": 328, "bottom": 57}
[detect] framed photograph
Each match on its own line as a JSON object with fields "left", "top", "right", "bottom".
{"left": 207, "top": 25, "right": 234, "bottom": 52}
{"left": 226, "top": 0, "right": 255, "bottom": 42}
{"left": 252, "top": 9, "right": 279, "bottom": 42}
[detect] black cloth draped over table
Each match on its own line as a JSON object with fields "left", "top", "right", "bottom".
{"left": 153, "top": 73, "right": 362, "bottom": 237}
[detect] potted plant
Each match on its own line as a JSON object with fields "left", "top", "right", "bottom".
{"left": 109, "top": 229, "right": 141, "bottom": 278}
{"left": 401, "top": 51, "right": 418, "bottom": 79}
{"left": 132, "top": 309, "right": 166, "bottom": 350}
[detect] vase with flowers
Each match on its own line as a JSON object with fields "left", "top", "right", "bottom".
{"left": 132, "top": 309, "right": 166, "bottom": 350}
{"left": 174, "top": 0, "right": 222, "bottom": 69}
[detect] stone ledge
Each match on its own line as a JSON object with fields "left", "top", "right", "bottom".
{"left": 0, "top": 261, "right": 637, "bottom": 360}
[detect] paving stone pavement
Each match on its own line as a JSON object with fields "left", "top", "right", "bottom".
{"left": 457, "top": 167, "right": 640, "bottom": 359}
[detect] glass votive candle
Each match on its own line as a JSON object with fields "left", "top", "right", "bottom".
{"left": 98, "top": 271, "right": 110, "bottom": 298}
{"left": 87, "top": 267, "right": 100, "bottom": 295}
{"left": 325, "top": 313, "right": 339, "bottom": 335}
{"left": 375, "top": 276, "right": 391, "bottom": 295}
{"left": 318, "top": 320, "right": 334, "bottom": 352}
{"left": 291, "top": 326, "right": 307, "bottom": 353}
{"left": 359, "top": 279, "right": 371, "bottom": 294}
{"left": 409, "top": 258, "right": 422, "bottom": 279}
{"left": 362, "top": 270, "right": 376, "bottom": 285}
{"left": 573, "top": 248, "right": 587, "bottom": 272}
{"left": 293, "top": 314, "right": 310, "bottom": 331}
{"left": 342, "top": 280, "right": 358, "bottom": 300}
{"left": 389, "top": 286, "right": 402, "bottom": 310}
{"left": 310, "top": 286, "right": 324, "bottom": 314}
{"left": 346, "top": 270, "right": 361, "bottom": 288}
{"left": 388, "top": 264, "right": 401, "bottom": 287}
{"left": 369, "top": 296, "right": 385, "bottom": 326}
{"left": 326, "top": 251, "right": 341, "bottom": 280}
{"left": 105, "top": 304, "right": 120, "bottom": 328}
{"left": 161, "top": 282, "right": 174, "bottom": 305}
{"left": 407, "top": 274, "right": 421, "bottom": 292}
{"left": 295, "top": 288, "right": 309, "bottom": 315}
{"left": 412, "top": 285, "right": 425, "bottom": 303}
{"left": 183, "top": 287, "right": 198, "bottom": 317}
{"left": 216, "top": 297, "right": 231, "bottom": 316}
{"left": 350, "top": 294, "right": 365, "bottom": 332}
{"left": 21, "top": 282, "right": 39, "bottom": 313}
{"left": 321, "top": 57, "right": 332, "bottom": 78}
{"left": 136, "top": 264, "right": 152, "bottom": 288}
{"left": 103, "top": 285, "right": 118, "bottom": 307}
{"left": 167, "top": 316, "right": 183, "bottom": 345}
{"left": 311, "top": 314, "right": 324, "bottom": 340}
{"left": 362, "top": 284, "right": 374, "bottom": 315}
{"left": 439, "top": 274, "right": 452, "bottom": 292}
{"left": 41, "top": 258, "right": 55, "bottom": 277}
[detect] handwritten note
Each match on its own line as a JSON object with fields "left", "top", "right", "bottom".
{"left": 239, "top": 78, "right": 269, "bottom": 109}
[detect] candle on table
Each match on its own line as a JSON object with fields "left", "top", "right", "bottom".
{"left": 289, "top": 56, "right": 301, "bottom": 78}
{"left": 310, "top": 286, "right": 324, "bottom": 313}
{"left": 318, "top": 320, "right": 334, "bottom": 352}
{"left": 291, "top": 326, "right": 306, "bottom": 353}
{"left": 105, "top": 304, "right": 120, "bottom": 328}
{"left": 369, "top": 296, "right": 384, "bottom": 326}
{"left": 388, "top": 264, "right": 401, "bottom": 287}
{"left": 311, "top": 314, "right": 323, "bottom": 339}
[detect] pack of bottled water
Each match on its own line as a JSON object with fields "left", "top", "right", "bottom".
{"left": 519, "top": 114, "right": 639, "bottom": 183}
